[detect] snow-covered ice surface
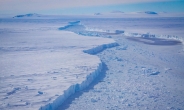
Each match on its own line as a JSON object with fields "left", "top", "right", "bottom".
{"left": 0, "top": 18, "right": 117, "bottom": 110}
{"left": 0, "top": 17, "right": 184, "bottom": 110}
{"left": 57, "top": 17, "right": 184, "bottom": 110}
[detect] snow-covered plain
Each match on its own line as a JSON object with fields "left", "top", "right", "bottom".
{"left": 0, "top": 16, "right": 184, "bottom": 110}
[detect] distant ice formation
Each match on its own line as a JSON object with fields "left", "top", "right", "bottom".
{"left": 94, "top": 13, "right": 102, "bottom": 15}
{"left": 13, "top": 13, "right": 41, "bottom": 18}
{"left": 145, "top": 11, "right": 158, "bottom": 14}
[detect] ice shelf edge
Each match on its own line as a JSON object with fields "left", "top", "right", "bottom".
{"left": 39, "top": 42, "right": 119, "bottom": 110}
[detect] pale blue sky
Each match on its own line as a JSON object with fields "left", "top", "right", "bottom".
{"left": 0, "top": 0, "right": 184, "bottom": 15}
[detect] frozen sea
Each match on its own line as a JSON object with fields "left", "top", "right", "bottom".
{"left": 0, "top": 16, "right": 184, "bottom": 110}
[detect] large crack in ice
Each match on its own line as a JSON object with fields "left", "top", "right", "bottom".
{"left": 56, "top": 20, "right": 184, "bottom": 110}
{"left": 39, "top": 42, "right": 118, "bottom": 110}
{"left": 37, "top": 23, "right": 119, "bottom": 110}
{"left": 40, "top": 20, "right": 183, "bottom": 110}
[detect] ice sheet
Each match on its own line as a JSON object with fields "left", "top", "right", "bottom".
{"left": 1, "top": 16, "right": 184, "bottom": 110}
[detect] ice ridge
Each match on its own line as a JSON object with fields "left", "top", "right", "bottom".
{"left": 39, "top": 42, "right": 118, "bottom": 110}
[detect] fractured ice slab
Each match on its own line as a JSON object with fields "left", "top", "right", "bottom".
{"left": 0, "top": 26, "right": 117, "bottom": 110}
